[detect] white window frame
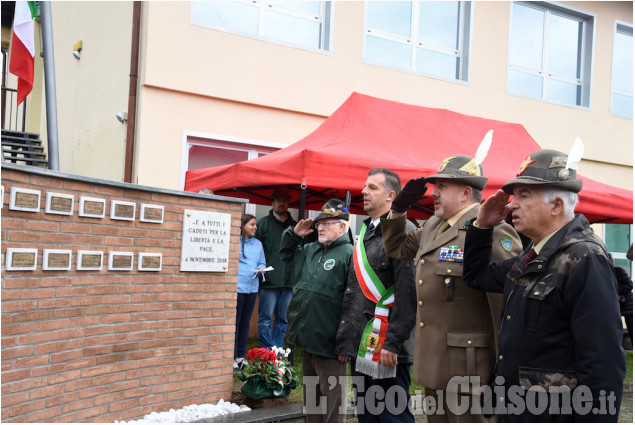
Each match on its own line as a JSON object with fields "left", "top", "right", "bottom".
{"left": 189, "top": 0, "right": 334, "bottom": 55}
{"left": 507, "top": 1, "right": 595, "bottom": 109}
{"left": 362, "top": 1, "right": 473, "bottom": 84}
{"left": 180, "top": 130, "right": 285, "bottom": 190}
{"left": 610, "top": 20, "right": 633, "bottom": 120}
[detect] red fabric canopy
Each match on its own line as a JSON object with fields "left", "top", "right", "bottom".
{"left": 185, "top": 92, "right": 632, "bottom": 224}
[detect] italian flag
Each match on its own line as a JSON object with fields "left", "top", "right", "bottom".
{"left": 9, "top": 1, "right": 39, "bottom": 106}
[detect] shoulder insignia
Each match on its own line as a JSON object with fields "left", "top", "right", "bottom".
{"left": 501, "top": 237, "right": 513, "bottom": 252}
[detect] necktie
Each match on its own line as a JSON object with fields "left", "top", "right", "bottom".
{"left": 524, "top": 249, "right": 537, "bottom": 268}
{"left": 367, "top": 222, "right": 375, "bottom": 232}
{"left": 435, "top": 221, "right": 450, "bottom": 239}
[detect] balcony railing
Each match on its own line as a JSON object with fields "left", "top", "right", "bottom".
{"left": 1, "top": 86, "right": 27, "bottom": 133}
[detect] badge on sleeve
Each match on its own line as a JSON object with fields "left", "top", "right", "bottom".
{"left": 501, "top": 237, "right": 513, "bottom": 252}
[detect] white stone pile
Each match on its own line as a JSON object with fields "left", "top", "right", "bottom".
{"left": 115, "top": 399, "right": 250, "bottom": 423}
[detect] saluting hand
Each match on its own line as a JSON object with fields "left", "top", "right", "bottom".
{"left": 391, "top": 177, "right": 427, "bottom": 213}
{"left": 477, "top": 189, "right": 512, "bottom": 228}
{"left": 294, "top": 218, "right": 315, "bottom": 237}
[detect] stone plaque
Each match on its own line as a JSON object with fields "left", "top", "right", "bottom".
{"left": 79, "top": 197, "right": 106, "bottom": 218}
{"left": 139, "top": 253, "right": 162, "bottom": 271}
{"left": 77, "top": 251, "right": 103, "bottom": 270}
{"left": 140, "top": 204, "right": 164, "bottom": 223}
{"left": 9, "top": 187, "right": 41, "bottom": 212}
{"left": 111, "top": 200, "right": 136, "bottom": 221}
{"left": 43, "top": 249, "right": 72, "bottom": 270}
{"left": 180, "top": 210, "right": 231, "bottom": 272}
{"left": 5, "top": 248, "right": 38, "bottom": 271}
{"left": 45, "top": 192, "right": 74, "bottom": 215}
{"left": 11, "top": 252, "right": 36, "bottom": 267}
{"left": 108, "top": 252, "right": 134, "bottom": 271}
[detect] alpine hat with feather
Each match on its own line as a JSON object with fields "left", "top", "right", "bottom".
{"left": 502, "top": 139, "right": 584, "bottom": 194}
{"left": 425, "top": 129, "right": 493, "bottom": 191}
{"left": 314, "top": 199, "right": 349, "bottom": 222}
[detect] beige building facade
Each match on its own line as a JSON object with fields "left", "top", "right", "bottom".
{"left": 3, "top": 1, "right": 630, "bottom": 187}
{"left": 3, "top": 1, "right": 633, "bottom": 260}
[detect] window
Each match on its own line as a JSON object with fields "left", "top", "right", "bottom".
{"left": 182, "top": 134, "right": 289, "bottom": 217}
{"left": 190, "top": 1, "right": 332, "bottom": 52}
{"left": 605, "top": 224, "right": 633, "bottom": 277}
{"left": 611, "top": 22, "right": 633, "bottom": 119}
{"left": 507, "top": 2, "right": 594, "bottom": 108}
{"left": 363, "top": 1, "right": 472, "bottom": 82}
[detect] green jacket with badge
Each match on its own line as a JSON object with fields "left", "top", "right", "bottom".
{"left": 281, "top": 229, "right": 353, "bottom": 359}
{"left": 382, "top": 204, "right": 522, "bottom": 391}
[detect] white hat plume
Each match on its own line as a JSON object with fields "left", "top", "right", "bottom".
{"left": 565, "top": 137, "right": 584, "bottom": 171}
{"left": 474, "top": 129, "right": 493, "bottom": 165}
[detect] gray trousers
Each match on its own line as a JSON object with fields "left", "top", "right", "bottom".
{"left": 302, "top": 351, "right": 349, "bottom": 423}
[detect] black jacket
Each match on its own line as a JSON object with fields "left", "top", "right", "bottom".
{"left": 463, "top": 215, "right": 626, "bottom": 422}
{"left": 615, "top": 266, "right": 633, "bottom": 315}
{"left": 335, "top": 216, "right": 416, "bottom": 363}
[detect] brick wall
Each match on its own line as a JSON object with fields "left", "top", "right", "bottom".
{"left": 1, "top": 164, "right": 246, "bottom": 423}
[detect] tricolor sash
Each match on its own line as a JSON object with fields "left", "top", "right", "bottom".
{"left": 353, "top": 223, "right": 397, "bottom": 379}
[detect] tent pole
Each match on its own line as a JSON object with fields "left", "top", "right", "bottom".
{"left": 299, "top": 185, "right": 306, "bottom": 221}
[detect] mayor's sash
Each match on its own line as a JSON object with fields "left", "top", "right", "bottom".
{"left": 353, "top": 223, "right": 397, "bottom": 379}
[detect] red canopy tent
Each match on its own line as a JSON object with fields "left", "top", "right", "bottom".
{"left": 185, "top": 92, "right": 632, "bottom": 224}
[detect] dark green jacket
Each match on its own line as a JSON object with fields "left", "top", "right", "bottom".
{"left": 281, "top": 229, "right": 353, "bottom": 358}
{"left": 255, "top": 210, "right": 297, "bottom": 289}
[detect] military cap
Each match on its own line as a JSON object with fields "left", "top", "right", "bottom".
{"left": 425, "top": 155, "right": 488, "bottom": 191}
{"left": 270, "top": 187, "right": 291, "bottom": 201}
{"left": 502, "top": 149, "right": 583, "bottom": 194}
{"left": 314, "top": 199, "right": 349, "bottom": 222}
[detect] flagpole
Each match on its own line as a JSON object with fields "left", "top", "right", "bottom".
{"left": 40, "top": 1, "right": 59, "bottom": 171}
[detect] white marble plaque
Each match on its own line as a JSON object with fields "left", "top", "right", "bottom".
{"left": 140, "top": 204, "right": 164, "bottom": 223}
{"left": 43, "top": 249, "right": 72, "bottom": 270}
{"left": 180, "top": 210, "right": 231, "bottom": 272}
{"left": 9, "top": 187, "right": 41, "bottom": 212}
{"left": 138, "top": 253, "right": 162, "bottom": 271}
{"left": 108, "top": 252, "right": 134, "bottom": 271}
{"left": 79, "top": 196, "right": 106, "bottom": 218}
{"left": 5, "top": 248, "right": 38, "bottom": 271}
{"left": 77, "top": 250, "right": 104, "bottom": 270}
{"left": 110, "top": 200, "right": 136, "bottom": 221}
{"left": 45, "top": 192, "right": 74, "bottom": 215}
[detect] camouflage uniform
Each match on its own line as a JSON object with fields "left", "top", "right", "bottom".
{"left": 463, "top": 149, "right": 626, "bottom": 422}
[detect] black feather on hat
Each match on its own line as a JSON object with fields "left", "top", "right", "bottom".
{"left": 314, "top": 199, "right": 349, "bottom": 222}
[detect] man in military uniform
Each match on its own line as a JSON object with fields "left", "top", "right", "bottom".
{"left": 281, "top": 199, "right": 353, "bottom": 423}
{"left": 382, "top": 156, "right": 522, "bottom": 422}
{"left": 462, "top": 149, "right": 626, "bottom": 421}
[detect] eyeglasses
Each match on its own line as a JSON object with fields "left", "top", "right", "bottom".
{"left": 314, "top": 221, "right": 341, "bottom": 229}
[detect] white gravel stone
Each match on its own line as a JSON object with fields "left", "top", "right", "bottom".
{"left": 115, "top": 399, "right": 250, "bottom": 423}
